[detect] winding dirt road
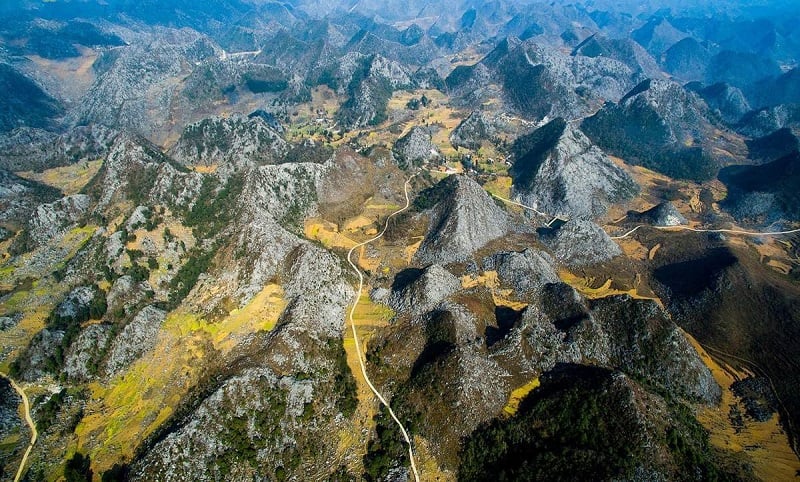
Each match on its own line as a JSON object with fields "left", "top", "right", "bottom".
{"left": 0, "top": 372, "right": 37, "bottom": 482}
{"left": 346, "top": 174, "right": 420, "bottom": 482}
{"left": 488, "top": 191, "right": 800, "bottom": 239}
{"left": 609, "top": 223, "right": 800, "bottom": 240}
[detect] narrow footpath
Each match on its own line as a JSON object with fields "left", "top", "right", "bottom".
{"left": 0, "top": 372, "right": 37, "bottom": 482}
{"left": 346, "top": 173, "right": 420, "bottom": 482}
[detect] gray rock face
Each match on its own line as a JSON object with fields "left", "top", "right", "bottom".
{"left": 540, "top": 219, "right": 622, "bottom": 267}
{"left": 91, "top": 134, "right": 204, "bottom": 212}
{"left": 450, "top": 111, "right": 496, "bottom": 150}
{"left": 483, "top": 249, "right": 560, "bottom": 296}
{"left": 0, "top": 313, "right": 22, "bottom": 331}
{"left": 448, "top": 38, "right": 642, "bottom": 121}
{"left": 18, "top": 328, "right": 64, "bottom": 381}
{"left": 64, "top": 323, "right": 112, "bottom": 381}
{"left": 591, "top": 296, "right": 721, "bottom": 404}
{"left": 336, "top": 53, "right": 413, "bottom": 128}
{"left": 511, "top": 118, "right": 638, "bottom": 219}
{"left": 415, "top": 175, "right": 510, "bottom": 265}
{"left": 405, "top": 302, "right": 512, "bottom": 460}
{"left": 0, "top": 169, "right": 61, "bottom": 227}
{"left": 169, "top": 115, "right": 288, "bottom": 178}
{"left": 582, "top": 78, "right": 720, "bottom": 181}
{"left": 388, "top": 264, "right": 461, "bottom": 315}
{"left": 0, "top": 125, "right": 118, "bottom": 172}
{"left": 130, "top": 366, "right": 328, "bottom": 482}
{"left": 106, "top": 275, "right": 153, "bottom": 315}
{"left": 280, "top": 244, "right": 355, "bottom": 339}
{"left": 492, "top": 283, "right": 719, "bottom": 404}
{"left": 28, "top": 194, "right": 91, "bottom": 246}
{"left": 695, "top": 83, "right": 751, "bottom": 125}
{"left": 53, "top": 286, "right": 95, "bottom": 321}
{"left": 71, "top": 29, "right": 219, "bottom": 140}
{"left": 627, "top": 201, "right": 687, "bottom": 227}
{"left": 393, "top": 126, "right": 438, "bottom": 165}
{"left": 0, "top": 378, "right": 22, "bottom": 441}
{"left": 737, "top": 104, "right": 800, "bottom": 138}
{"left": 105, "top": 305, "right": 167, "bottom": 377}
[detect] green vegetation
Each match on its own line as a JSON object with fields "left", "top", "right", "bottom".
{"left": 185, "top": 174, "right": 244, "bottom": 240}
{"left": 64, "top": 452, "right": 93, "bottom": 482}
{"left": 363, "top": 405, "right": 409, "bottom": 481}
{"left": 167, "top": 248, "right": 215, "bottom": 309}
{"left": 330, "top": 339, "right": 357, "bottom": 418}
{"left": 35, "top": 389, "right": 67, "bottom": 433}
{"left": 459, "top": 366, "right": 729, "bottom": 481}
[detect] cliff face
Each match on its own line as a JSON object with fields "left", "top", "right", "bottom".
{"left": 582, "top": 78, "right": 720, "bottom": 181}
{"left": 510, "top": 118, "right": 638, "bottom": 219}
{"left": 414, "top": 175, "right": 511, "bottom": 265}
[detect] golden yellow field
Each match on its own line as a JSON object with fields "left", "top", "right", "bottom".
{"left": 18, "top": 160, "right": 103, "bottom": 196}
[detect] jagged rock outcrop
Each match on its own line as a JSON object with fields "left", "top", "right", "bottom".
{"left": 0, "top": 169, "right": 62, "bottom": 227}
{"left": 105, "top": 306, "right": 167, "bottom": 377}
{"left": 690, "top": 82, "right": 751, "bottom": 125}
{"left": 70, "top": 29, "right": 219, "bottom": 140}
{"left": 447, "top": 38, "right": 642, "bottom": 121}
{"left": 510, "top": 118, "right": 638, "bottom": 219}
{"left": 450, "top": 111, "right": 496, "bottom": 150}
{"left": 400, "top": 301, "right": 512, "bottom": 467}
{"left": 626, "top": 202, "right": 687, "bottom": 227}
{"left": 482, "top": 249, "right": 560, "bottom": 296}
{"left": 335, "top": 53, "right": 413, "bottom": 128}
{"left": 460, "top": 365, "right": 722, "bottom": 481}
{"left": 540, "top": 219, "right": 622, "bottom": 267}
{"left": 64, "top": 323, "right": 112, "bottom": 381}
{"left": 736, "top": 104, "right": 800, "bottom": 138}
{"left": 490, "top": 282, "right": 719, "bottom": 403}
{"left": 28, "top": 194, "right": 91, "bottom": 246}
{"left": 415, "top": 175, "right": 511, "bottom": 265}
{"left": 388, "top": 265, "right": 461, "bottom": 315}
{"left": 572, "top": 34, "right": 662, "bottom": 79}
{"left": 582, "top": 78, "right": 719, "bottom": 181}
{"left": 84, "top": 134, "right": 204, "bottom": 212}
{"left": 0, "top": 125, "right": 118, "bottom": 171}
{"left": 169, "top": 115, "right": 288, "bottom": 177}
{"left": 393, "top": 126, "right": 438, "bottom": 165}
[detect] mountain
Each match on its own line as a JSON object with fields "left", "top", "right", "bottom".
{"left": 745, "top": 128, "right": 799, "bottom": 163}
{"left": 2, "top": 2, "right": 800, "bottom": 480}
{"left": 169, "top": 115, "right": 288, "bottom": 177}
{"left": 572, "top": 33, "right": 662, "bottom": 79}
{"left": 393, "top": 126, "right": 439, "bottom": 166}
{"left": 539, "top": 219, "right": 622, "bottom": 267}
{"left": 719, "top": 150, "right": 800, "bottom": 223}
{"left": 335, "top": 54, "right": 413, "bottom": 128}
{"left": 414, "top": 175, "right": 511, "bottom": 265}
{"left": 689, "top": 82, "right": 751, "bottom": 125}
{"left": 0, "top": 63, "right": 64, "bottom": 133}
{"left": 446, "top": 37, "right": 641, "bottom": 121}
{"left": 662, "top": 37, "right": 712, "bottom": 82}
{"left": 582, "top": 78, "right": 719, "bottom": 181}
{"left": 509, "top": 118, "right": 638, "bottom": 219}
{"left": 450, "top": 111, "right": 497, "bottom": 151}
{"left": 631, "top": 17, "right": 687, "bottom": 57}
{"left": 626, "top": 201, "right": 688, "bottom": 227}
{"left": 0, "top": 125, "right": 117, "bottom": 171}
